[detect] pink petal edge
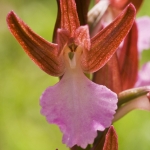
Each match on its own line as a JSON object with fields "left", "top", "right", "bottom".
{"left": 40, "top": 68, "right": 117, "bottom": 148}
{"left": 136, "top": 16, "right": 150, "bottom": 54}
{"left": 135, "top": 62, "right": 150, "bottom": 87}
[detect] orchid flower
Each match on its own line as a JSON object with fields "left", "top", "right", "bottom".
{"left": 7, "top": 0, "right": 136, "bottom": 148}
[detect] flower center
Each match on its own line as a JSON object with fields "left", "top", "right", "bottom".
{"left": 64, "top": 42, "right": 82, "bottom": 70}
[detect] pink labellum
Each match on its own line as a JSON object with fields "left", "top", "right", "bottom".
{"left": 136, "top": 16, "right": 150, "bottom": 54}
{"left": 135, "top": 62, "right": 150, "bottom": 87}
{"left": 81, "top": 4, "right": 136, "bottom": 73}
{"left": 6, "top": 11, "right": 65, "bottom": 76}
{"left": 40, "top": 66, "right": 117, "bottom": 148}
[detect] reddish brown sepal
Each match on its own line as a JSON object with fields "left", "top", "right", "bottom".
{"left": 92, "top": 126, "right": 118, "bottom": 150}
{"left": 60, "top": 0, "right": 80, "bottom": 36}
{"left": 103, "top": 126, "right": 118, "bottom": 150}
{"left": 119, "top": 22, "right": 138, "bottom": 90}
{"left": 81, "top": 4, "right": 136, "bottom": 73}
{"left": 93, "top": 54, "right": 122, "bottom": 94}
{"left": 7, "top": 11, "right": 65, "bottom": 76}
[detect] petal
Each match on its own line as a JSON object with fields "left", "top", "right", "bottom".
{"left": 56, "top": 29, "right": 70, "bottom": 54}
{"left": 135, "top": 62, "right": 150, "bottom": 87}
{"left": 93, "top": 54, "right": 122, "bottom": 94}
{"left": 7, "top": 11, "right": 65, "bottom": 76}
{"left": 60, "top": 0, "right": 80, "bottom": 36}
{"left": 119, "top": 22, "right": 138, "bottom": 90}
{"left": 136, "top": 16, "right": 150, "bottom": 54}
{"left": 113, "top": 95, "right": 150, "bottom": 122}
{"left": 81, "top": 4, "right": 136, "bottom": 73}
{"left": 110, "top": 0, "right": 143, "bottom": 11}
{"left": 74, "top": 25, "right": 91, "bottom": 51}
{"left": 40, "top": 68, "right": 117, "bottom": 148}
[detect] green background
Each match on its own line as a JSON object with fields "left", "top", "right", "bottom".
{"left": 0, "top": 0, "right": 150, "bottom": 149}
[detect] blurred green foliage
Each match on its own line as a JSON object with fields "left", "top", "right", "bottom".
{"left": 0, "top": 0, "right": 150, "bottom": 150}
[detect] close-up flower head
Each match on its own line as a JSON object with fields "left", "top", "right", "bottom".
{"left": 1, "top": 0, "right": 150, "bottom": 150}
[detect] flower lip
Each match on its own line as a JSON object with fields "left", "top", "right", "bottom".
{"left": 40, "top": 64, "right": 118, "bottom": 148}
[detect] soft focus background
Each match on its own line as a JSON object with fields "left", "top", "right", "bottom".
{"left": 0, "top": 0, "right": 150, "bottom": 149}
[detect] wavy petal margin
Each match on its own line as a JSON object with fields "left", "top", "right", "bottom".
{"left": 81, "top": 4, "right": 136, "bottom": 73}
{"left": 40, "top": 68, "right": 117, "bottom": 148}
{"left": 6, "top": 11, "right": 65, "bottom": 76}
